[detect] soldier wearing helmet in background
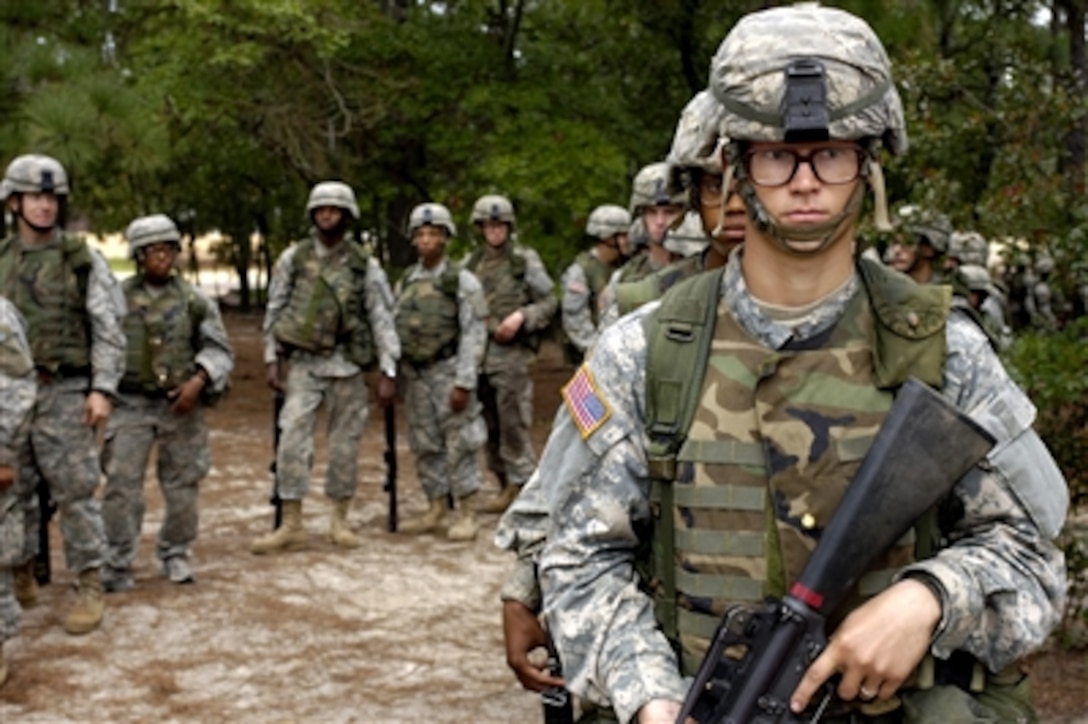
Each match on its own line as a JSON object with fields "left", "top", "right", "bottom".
{"left": 946, "top": 229, "right": 989, "bottom": 271}
{"left": 559, "top": 204, "right": 630, "bottom": 363}
{"left": 0, "top": 296, "right": 37, "bottom": 685}
{"left": 1025, "top": 253, "right": 1059, "bottom": 331}
{"left": 953, "top": 263, "right": 1013, "bottom": 352}
{"left": 253, "top": 181, "right": 400, "bottom": 555}
{"left": 100, "top": 215, "right": 234, "bottom": 591}
{"left": 0, "top": 153, "right": 125, "bottom": 637}
{"left": 462, "top": 195, "right": 557, "bottom": 515}
{"left": 530, "top": 7, "right": 1066, "bottom": 723}
{"left": 887, "top": 205, "right": 953, "bottom": 284}
{"left": 394, "top": 202, "right": 488, "bottom": 541}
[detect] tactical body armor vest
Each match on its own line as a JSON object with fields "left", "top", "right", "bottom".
{"left": 642, "top": 259, "right": 951, "bottom": 672}
{"left": 466, "top": 245, "right": 538, "bottom": 349}
{"left": 395, "top": 264, "right": 461, "bottom": 365}
{"left": 271, "top": 238, "right": 375, "bottom": 368}
{"left": 0, "top": 233, "right": 93, "bottom": 374}
{"left": 616, "top": 253, "right": 705, "bottom": 318}
{"left": 120, "top": 276, "right": 206, "bottom": 395}
{"left": 616, "top": 252, "right": 656, "bottom": 286}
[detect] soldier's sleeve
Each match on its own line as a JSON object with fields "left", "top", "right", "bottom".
{"left": 0, "top": 299, "right": 36, "bottom": 468}
{"left": 519, "top": 248, "right": 558, "bottom": 333}
{"left": 85, "top": 249, "right": 126, "bottom": 396}
{"left": 896, "top": 312, "right": 1068, "bottom": 672}
{"left": 560, "top": 263, "right": 598, "bottom": 353}
{"left": 262, "top": 247, "right": 296, "bottom": 365}
{"left": 364, "top": 257, "right": 400, "bottom": 377}
{"left": 596, "top": 272, "right": 622, "bottom": 331}
{"left": 454, "top": 269, "right": 488, "bottom": 390}
{"left": 191, "top": 288, "right": 235, "bottom": 393}
{"left": 539, "top": 304, "right": 688, "bottom": 722}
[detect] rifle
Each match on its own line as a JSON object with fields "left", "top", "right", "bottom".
{"left": 677, "top": 377, "right": 995, "bottom": 724}
{"left": 33, "top": 476, "right": 56, "bottom": 585}
{"left": 542, "top": 639, "right": 576, "bottom": 724}
{"left": 270, "top": 390, "right": 285, "bottom": 529}
{"left": 383, "top": 403, "right": 398, "bottom": 532}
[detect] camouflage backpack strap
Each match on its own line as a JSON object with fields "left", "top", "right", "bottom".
{"left": 641, "top": 266, "right": 724, "bottom": 639}
{"left": 509, "top": 245, "right": 527, "bottom": 278}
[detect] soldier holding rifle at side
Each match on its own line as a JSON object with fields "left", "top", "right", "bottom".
{"left": 253, "top": 181, "right": 399, "bottom": 554}
{"left": 534, "top": 7, "right": 1068, "bottom": 724}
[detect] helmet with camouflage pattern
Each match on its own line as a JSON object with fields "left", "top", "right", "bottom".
{"left": 126, "top": 213, "right": 182, "bottom": 259}
{"left": 306, "top": 181, "right": 359, "bottom": 220}
{"left": 662, "top": 211, "right": 710, "bottom": 258}
{"left": 957, "top": 264, "right": 994, "bottom": 295}
{"left": 666, "top": 90, "right": 729, "bottom": 205}
{"left": 408, "top": 202, "right": 456, "bottom": 237}
{"left": 3, "top": 154, "right": 71, "bottom": 197}
{"left": 948, "top": 230, "right": 989, "bottom": 266}
{"left": 630, "top": 162, "right": 686, "bottom": 217}
{"left": 897, "top": 206, "right": 953, "bottom": 254}
{"left": 585, "top": 204, "right": 632, "bottom": 241}
{"left": 470, "top": 194, "right": 516, "bottom": 227}
{"left": 708, "top": 4, "right": 906, "bottom": 247}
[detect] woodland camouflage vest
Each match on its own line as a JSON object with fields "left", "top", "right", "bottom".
{"left": 466, "top": 245, "right": 537, "bottom": 349}
{"left": 395, "top": 264, "right": 461, "bottom": 364}
{"left": 119, "top": 276, "right": 205, "bottom": 394}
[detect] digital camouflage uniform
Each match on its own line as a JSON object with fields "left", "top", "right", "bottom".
{"left": 0, "top": 297, "right": 36, "bottom": 650}
{"left": 101, "top": 232, "right": 234, "bottom": 586}
{"left": 395, "top": 258, "right": 488, "bottom": 507}
{"left": 465, "top": 243, "right": 557, "bottom": 493}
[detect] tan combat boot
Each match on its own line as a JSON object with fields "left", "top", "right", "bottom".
{"left": 251, "top": 500, "right": 308, "bottom": 555}
{"left": 13, "top": 561, "right": 37, "bottom": 609}
{"left": 479, "top": 484, "right": 519, "bottom": 514}
{"left": 328, "top": 499, "right": 361, "bottom": 548}
{"left": 398, "top": 498, "right": 447, "bottom": 535}
{"left": 447, "top": 495, "right": 479, "bottom": 542}
{"left": 64, "top": 567, "right": 104, "bottom": 635}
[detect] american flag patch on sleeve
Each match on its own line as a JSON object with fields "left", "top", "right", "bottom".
{"left": 562, "top": 364, "right": 611, "bottom": 439}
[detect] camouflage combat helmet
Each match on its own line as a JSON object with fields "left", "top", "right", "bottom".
{"left": 306, "top": 181, "right": 359, "bottom": 220}
{"left": 666, "top": 90, "right": 728, "bottom": 202}
{"left": 126, "top": 213, "right": 181, "bottom": 259}
{"left": 3, "top": 154, "right": 71, "bottom": 197}
{"left": 585, "top": 204, "right": 632, "bottom": 241}
{"left": 957, "top": 264, "right": 994, "bottom": 295}
{"left": 408, "top": 202, "right": 456, "bottom": 237}
{"left": 948, "top": 230, "right": 989, "bottom": 266}
{"left": 630, "top": 162, "right": 686, "bottom": 217}
{"left": 708, "top": 4, "right": 906, "bottom": 248}
{"left": 898, "top": 206, "right": 953, "bottom": 254}
{"left": 662, "top": 211, "right": 710, "bottom": 258}
{"left": 470, "top": 194, "right": 516, "bottom": 227}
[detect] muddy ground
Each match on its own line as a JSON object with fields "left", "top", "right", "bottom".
{"left": 1, "top": 309, "right": 1085, "bottom": 723}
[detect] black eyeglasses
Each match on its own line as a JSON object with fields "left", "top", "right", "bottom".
{"left": 744, "top": 146, "right": 865, "bottom": 187}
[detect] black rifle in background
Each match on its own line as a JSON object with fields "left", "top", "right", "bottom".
{"left": 34, "top": 477, "right": 56, "bottom": 584}
{"left": 677, "top": 378, "right": 995, "bottom": 724}
{"left": 384, "top": 403, "right": 398, "bottom": 532}
{"left": 270, "top": 390, "right": 285, "bottom": 529}
{"left": 543, "top": 639, "right": 575, "bottom": 724}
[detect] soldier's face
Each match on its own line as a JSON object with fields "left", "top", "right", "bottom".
{"left": 413, "top": 225, "right": 447, "bottom": 265}
{"left": 642, "top": 204, "right": 684, "bottom": 244}
{"left": 888, "top": 239, "right": 918, "bottom": 273}
{"left": 480, "top": 220, "right": 509, "bottom": 248}
{"left": 139, "top": 241, "right": 179, "bottom": 284}
{"left": 15, "top": 191, "right": 59, "bottom": 230}
{"left": 313, "top": 206, "right": 344, "bottom": 233}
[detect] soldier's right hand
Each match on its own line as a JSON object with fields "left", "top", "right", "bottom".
{"left": 502, "top": 599, "right": 565, "bottom": 692}
{"left": 265, "top": 362, "right": 285, "bottom": 393}
{"left": 0, "top": 466, "right": 13, "bottom": 491}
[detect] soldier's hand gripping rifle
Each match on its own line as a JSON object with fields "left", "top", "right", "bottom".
{"left": 384, "top": 403, "right": 398, "bottom": 532}
{"left": 676, "top": 377, "right": 996, "bottom": 724}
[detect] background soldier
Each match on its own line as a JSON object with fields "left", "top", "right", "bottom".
{"left": 1026, "top": 253, "right": 1059, "bottom": 331}
{"left": 100, "top": 215, "right": 234, "bottom": 591}
{"left": 463, "top": 195, "right": 557, "bottom": 515}
{"left": 955, "top": 263, "right": 1013, "bottom": 351}
{"left": 0, "top": 296, "right": 37, "bottom": 686}
{"left": 394, "top": 203, "right": 488, "bottom": 542}
{"left": 886, "top": 206, "right": 953, "bottom": 284}
{"left": 535, "top": 7, "right": 1067, "bottom": 723}
{"left": 0, "top": 154, "right": 124, "bottom": 636}
{"left": 253, "top": 181, "right": 399, "bottom": 555}
{"left": 614, "top": 162, "right": 687, "bottom": 285}
{"left": 559, "top": 204, "right": 630, "bottom": 363}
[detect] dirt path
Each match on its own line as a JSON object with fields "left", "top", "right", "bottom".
{"left": 1, "top": 310, "right": 1084, "bottom": 723}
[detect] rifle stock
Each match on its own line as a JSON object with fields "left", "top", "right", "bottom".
{"left": 678, "top": 378, "right": 995, "bottom": 724}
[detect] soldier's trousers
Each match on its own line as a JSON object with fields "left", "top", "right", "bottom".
{"left": 276, "top": 364, "right": 369, "bottom": 501}
{"left": 0, "top": 485, "right": 22, "bottom": 642}
{"left": 17, "top": 383, "right": 107, "bottom": 574}
{"left": 101, "top": 395, "right": 210, "bottom": 569}
{"left": 403, "top": 358, "right": 485, "bottom": 501}
{"left": 478, "top": 352, "right": 537, "bottom": 487}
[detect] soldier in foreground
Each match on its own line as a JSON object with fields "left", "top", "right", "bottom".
{"left": 253, "top": 182, "right": 399, "bottom": 554}
{"left": 463, "top": 195, "right": 557, "bottom": 515}
{"left": 535, "top": 7, "right": 1067, "bottom": 723}
{"left": 0, "top": 296, "right": 37, "bottom": 685}
{"left": 394, "top": 203, "right": 488, "bottom": 541}
{"left": 100, "top": 215, "right": 234, "bottom": 590}
{"left": 0, "top": 154, "right": 125, "bottom": 635}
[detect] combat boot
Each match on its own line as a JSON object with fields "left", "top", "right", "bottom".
{"left": 13, "top": 561, "right": 37, "bottom": 609}
{"left": 251, "top": 500, "right": 307, "bottom": 554}
{"left": 64, "top": 567, "right": 104, "bottom": 635}
{"left": 398, "top": 498, "right": 447, "bottom": 535}
{"left": 479, "top": 484, "right": 519, "bottom": 514}
{"left": 328, "top": 498, "right": 361, "bottom": 549}
{"left": 447, "top": 495, "right": 479, "bottom": 542}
